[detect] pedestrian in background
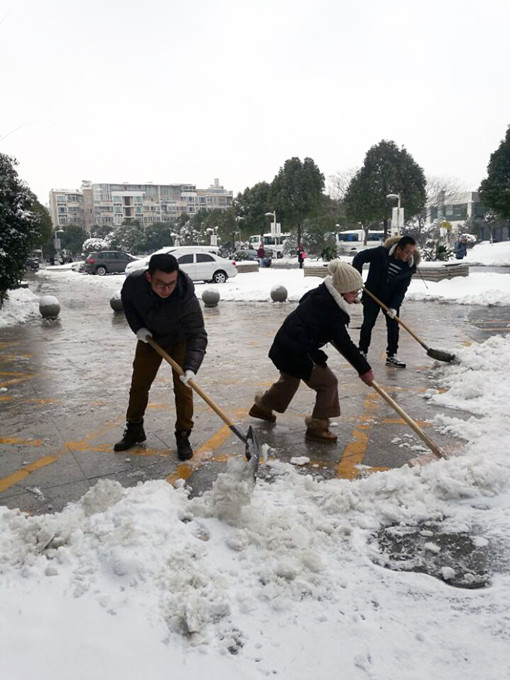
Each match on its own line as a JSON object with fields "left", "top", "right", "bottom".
{"left": 297, "top": 244, "right": 306, "bottom": 269}
{"left": 114, "top": 253, "right": 207, "bottom": 460}
{"left": 249, "top": 261, "right": 373, "bottom": 443}
{"left": 352, "top": 235, "right": 419, "bottom": 368}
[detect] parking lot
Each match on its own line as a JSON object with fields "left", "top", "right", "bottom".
{"left": 1, "top": 268, "right": 505, "bottom": 514}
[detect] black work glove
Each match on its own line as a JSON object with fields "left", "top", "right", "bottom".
{"left": 310, "top": 349, "right": 328, "bottom": 367}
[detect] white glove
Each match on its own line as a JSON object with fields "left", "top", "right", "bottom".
{"left": 179, "top": 370, "right": 196, "bottom": 388}
{"left": 136, "top": 327, "right": 152, "bottom": 343}
{"left": 386, "top": 308, "right": 397, "bottom": 319}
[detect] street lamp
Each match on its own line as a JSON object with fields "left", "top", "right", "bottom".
{"left": 386, "top": 193, "right": 403, "bottom": 236}
{"left": 265, "top": 211, "right": 280, "bottom": 236}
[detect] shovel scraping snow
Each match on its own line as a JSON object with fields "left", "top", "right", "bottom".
{"left": 147, "top": 338, "right": 261, "bottom": 477}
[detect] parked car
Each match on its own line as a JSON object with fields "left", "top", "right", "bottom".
{"left": 233, "top": 249, "right": 259, "bottom": 261}
{"left": 84, "top": 251, "right": 138, "bottom": 276}
{"left": 24, "top": 256, "right": 40, "bottom": 272}
{"left": 125, "top": 247, "right": 237, "bottom": 283}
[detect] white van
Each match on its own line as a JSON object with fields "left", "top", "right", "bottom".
{"left": 248, "top": 233, "right": 291, "bottom": 258}
{"left": 336, "top": 230, "right": 385, "bottom": 254}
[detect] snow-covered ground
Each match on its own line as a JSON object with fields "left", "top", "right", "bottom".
{"left": 2, "top": 241, "right": 510, "bottom": 679}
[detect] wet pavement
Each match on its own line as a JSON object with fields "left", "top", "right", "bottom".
{"left": 2, "top": 269, "right": 510, "bottom": 516}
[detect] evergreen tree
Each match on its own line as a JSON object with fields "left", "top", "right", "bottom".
{"left": 269, "top": 157, "right": 325, "bottom": 244}
{"left": 60, "top": 224, "right": 88, "bottom": 256}
{"left": 344, "top": 140, "right": 426, "bottom": 236}
{"left": 479, "top": 126, "right": 510, "bottom": 221}
{"left": 0, "top": 153, "right": 42, "bottom": 306}
{"left": 234, "top": 182, "right": 271, "bottom": 241}
{"left": 109, "top": 220, "right": 146, "bottom": 253}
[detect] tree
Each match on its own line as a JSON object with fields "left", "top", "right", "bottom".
{"left": 344, "top": 140, "right": 426, "bottom": 236}
{"left": 234, "top": 182, "right": 271, "bottom": 241}
{"left": 109, "top": 220, "right": 146, "bottom": 253}
{"left": 60, "top": 224, "right": 88, "bottom": 256}
{"left": 479, "top": 125, "right": 510, "bottom": 221}
{"left": 143, "top": 222, "right": 175, "bottom": 252}
{"left": 32, "top": 199, "right": 53, "bottom": 249}
{"left": 269, "top": 157, "right": 325, "bottom": 245}
{"left": 0, "top": 154, "right": 42, "bottom": 306}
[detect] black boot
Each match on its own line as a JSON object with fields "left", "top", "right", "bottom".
{"left": 175, "top": 430, "right": 193, "bottom": 461}
{"left": 114, "top": 422, "right": 146, "bottom": 452}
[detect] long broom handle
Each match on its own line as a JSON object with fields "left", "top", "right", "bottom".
{"left": 363, "top": 286, "right": 429, "bottom": 350}
{"left": 147, "top": 337, "right": 243, "bottom": 438}
{"left": 371, "top": 380, "right": 443, "bottom": 458}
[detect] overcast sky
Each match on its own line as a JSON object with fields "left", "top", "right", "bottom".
{"left": 1, "top": 0, "right": 509, "bottom": 204}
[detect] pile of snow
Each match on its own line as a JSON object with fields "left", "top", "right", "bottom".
{"left": 0, "top": 288, "right": 40, "bottom": 328}
{"left": 1, "top": 336, "right": 510, "bottom": 679}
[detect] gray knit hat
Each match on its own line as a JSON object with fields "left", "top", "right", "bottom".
{"left": 327, "top": 260, "right": 363, "bottom": 294}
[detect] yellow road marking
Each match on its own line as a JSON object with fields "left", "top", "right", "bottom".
{"left": 0, "top": 373, "right": 37, "bottom": 388}
{"left": 0, "top": 437, "right": 44, "bottom": 446}
{"left": 0, "top": 452, "right": 63, "bottom": 493}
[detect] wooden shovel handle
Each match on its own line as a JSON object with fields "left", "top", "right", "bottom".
{"left": 147, "top": 337, "right": 236, "bottom": 430}
{"left": 371, "top": 380, "right": 443, "bottom": 458}
{"left": 363, "top": 287, "right": 428, "bottom": 349}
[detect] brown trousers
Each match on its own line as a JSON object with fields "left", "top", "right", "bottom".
{"left": 260, "top": 364, "right": 340, "bottom": 419}
{"left": 126, "top": 340, "right": 193, "bottom": 431}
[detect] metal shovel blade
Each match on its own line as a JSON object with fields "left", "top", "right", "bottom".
{"left": 245, "top": 425, "right": 261, "bottom": 475}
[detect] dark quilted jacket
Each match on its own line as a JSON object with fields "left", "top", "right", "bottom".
{"left": 121, "top": 269, "right": 207, "bottom": 373}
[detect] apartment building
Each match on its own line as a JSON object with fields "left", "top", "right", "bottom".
{"left": 427, "top": 191, "right": 485, "bottom": 231}
{"left": 48, "top": 178, "right": 233, "bottom": 232}
{"left": 48, "top": 190, "right": 85, "bottom": 230}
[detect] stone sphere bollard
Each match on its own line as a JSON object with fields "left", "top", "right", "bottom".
{"left": 39, "top": 295, "right": 61, "bottom": 319}
{"left": 202, "top": 288, "right": 220, "bottom": 308}
{"left": 110, "top": 291, "right": 123, "bottom": 312}
{"left": 270, "top": 285, "right": 288, "bottom": 303}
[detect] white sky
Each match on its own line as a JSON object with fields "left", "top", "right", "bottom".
{"left": 2, "top": 243, "right": 510, "bottom": 678}
{"left": 1, "top": 0, "right": 509, "bottom": 204}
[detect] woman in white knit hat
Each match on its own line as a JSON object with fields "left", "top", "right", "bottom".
{"left": 249, "top": 261, "right": 374, "bottom": 442}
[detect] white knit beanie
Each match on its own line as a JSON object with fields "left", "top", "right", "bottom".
{"left": 327, "top": 260, "right": 363, "bottom": 294}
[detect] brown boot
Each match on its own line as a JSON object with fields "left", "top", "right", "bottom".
{"left": 249, "top": 394, "right": 276, "bottom": 423}
{"left": 305, "top": 417, "right": 337, "bottom": 443}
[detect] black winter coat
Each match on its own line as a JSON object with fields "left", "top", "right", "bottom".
{"left": 268, "top": 282, "right": 371, "bottom": 380}
{"left": 352, "top": 237, "right": 419, "bottom": 309}
{"left": 121, "top": 269, "right": 207, "bottom": 373}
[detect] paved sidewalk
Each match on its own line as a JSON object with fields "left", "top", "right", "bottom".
{"left": 1, "top": 270, "right": 503, "bottom": 514}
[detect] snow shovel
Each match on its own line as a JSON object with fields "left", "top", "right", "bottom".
{"left": 371, "top": 380, "right": 445, "bottom": 462}
{"left": 363, "top": 287, "right": 455, "bottom": 363}
{"left": 147, "top": 337, "right": 261, "bottom": 474}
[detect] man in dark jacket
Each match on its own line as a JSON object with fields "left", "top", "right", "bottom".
{"left": 352, "top": 235, "right": 418, "bottom": 368}
{"left": 249, "top": 261, "right": 374, "bottom": 443}
{"left": 114, "top": 253, "right": 207, "bottom": 459}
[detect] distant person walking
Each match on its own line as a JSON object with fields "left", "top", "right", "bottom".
{"left": 249, "top": 261, "right": 373, "bottom": 443}
{"left": 352, "top": 235, "right": 419, "bottom": 369}
{"left": 297, "top": 244, "right": 306, "bottom": 269}
{"left": 257, "top": 244, "right": 265, "bottom": 263}
{"left": 455, "top": 236, "right": 468, "bottom": 259}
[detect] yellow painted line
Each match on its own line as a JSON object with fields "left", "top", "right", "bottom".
{"left": 0, "top": 396, "right": 59, "bottom": 404}
{"left": 165, "top": 423, "right": 235, "bottom": 484}
{"left": 0, "top": 437, "right": 44, "bottom": 446}
{"left": 337, "top": 429, "right": 369, "bottom": 479}
{"left": 166, "top": 409, "right": 249, "bottom": 484}
{"left": 0, "top": 374, "right": 37, "bottom": 388}
{"left": 0, "top": 452, "right": 63, "bottom": 493}
{"left": 383, "top": 417, "right": 430, "bottom": 427}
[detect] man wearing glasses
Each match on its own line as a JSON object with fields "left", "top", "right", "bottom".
{"left": 114, "top": 253, "right": 207, "bottom": 460}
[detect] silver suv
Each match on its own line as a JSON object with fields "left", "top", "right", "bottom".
{"left": 84, "top": 251, "right": 137, "bottom": 276}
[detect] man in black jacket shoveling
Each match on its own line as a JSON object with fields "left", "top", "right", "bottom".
{"left": 114, "top": 253, "right": 207, "bottom": 460}
{"left": 249, "top": 261, "right": 374, "bottom": 443}
{"left": 352, "top": 235, "right": 419, "bottom": 369}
